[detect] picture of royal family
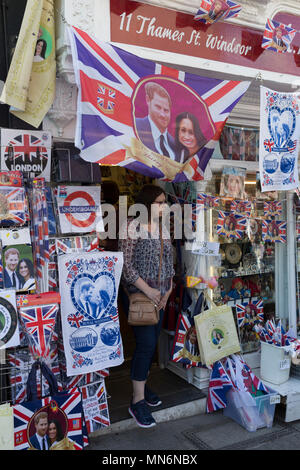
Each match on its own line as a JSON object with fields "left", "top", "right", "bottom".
{"left": 3, "top": 246, "right": 36, "bottom": 292}
{"left": 29, "top": 411, "right": 75, "bottom": 450}
{"left": 134, "top": 82, "right": 207, "bottom": 164}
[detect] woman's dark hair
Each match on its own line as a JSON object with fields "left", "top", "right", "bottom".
{"left": 99, "top": 290, "right": 110, "bottom": 308}
{"left": 48, "top": 419, "right": 64, "bottom": 442}
{"left": 135, "top": 184, "right": 165, "bottom": 209}
{"left": 17, "top": 258, "right": 34, "bottom": 278}
{"left": 35, "top": 39, "right": 47, "bottom": 59}
{"left": 175, "top": 112, "right": 206, "bottom": 153}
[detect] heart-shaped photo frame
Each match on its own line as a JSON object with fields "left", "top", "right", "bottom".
{"left": 268, "top": 106, "right": 295, "bottom": 148}
{"left": 70, "top": 271, "right": 116, "bottom": 321}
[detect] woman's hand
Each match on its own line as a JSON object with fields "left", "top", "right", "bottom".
{"left": 144, "top": 286, "right": 161, "bottom": 306}
{"left": 157, "top": 290, "right": 171, "bottom": 311}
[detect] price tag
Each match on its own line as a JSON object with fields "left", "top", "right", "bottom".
{"left": 279, "top": 359, "right": 290, "bottom": 370}
{"left": 191, "top": 241, "right": 220, "bottom": 256}
{"left": 270, "top": 395, "right": 281, "bottom": 405}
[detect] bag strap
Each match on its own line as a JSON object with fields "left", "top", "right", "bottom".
{"left": 158, "top": 222, "right": 164, "bottom": 285}
{"left": 26, "top": 360, "right": 59, "bottom": 402}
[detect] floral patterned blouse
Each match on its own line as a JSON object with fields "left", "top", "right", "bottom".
{"left": 118, "top": 218, "right": 175, "bottom": 295}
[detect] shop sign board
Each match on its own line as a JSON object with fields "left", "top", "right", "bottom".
{"left": 110, "top": 1, "right": 300, "bottom": 77}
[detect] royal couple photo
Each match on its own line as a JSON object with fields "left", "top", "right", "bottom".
{"left": 3, "top": 247, "right": 35, "bottom": 291}
{"left": 29, "top": 411, "right": 74, "bottom": 450}
{"left": 134, "top": 81, "right": 207, "bottom": 164}
{"left": 76, "top": 280, "right": 111, "bottom": 320}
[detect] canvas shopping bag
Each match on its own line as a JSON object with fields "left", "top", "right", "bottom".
{"left": 0, "top": 403, "right": 14, "bottom": 450}
{"left": 13, "top": 361, "right": 86, "bottom": 450}
{"left": 194, "top": 297, "right": 240, "bottom": 367}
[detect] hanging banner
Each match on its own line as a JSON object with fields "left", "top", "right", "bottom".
{"left": 261, "top": 219, "right": 287, "bottom": 243}
{"left": 68, "top": 26, "right": 251, "bottom": 182}
{"left": 194, "top": 0, "right": 242, "bottom": 25}
{"left": 1, "top": 0, "right": 56, "bottom": 128}
{"left": 259, "top": 86, "right": 300, "bottom": 192}
{"left": 262, "top": 19, "right": 296, "bottom": 54}
{"left": 0, "top": 129, "right": 52, "bottom": 181}
{"left": 56, "top": 186, "right": 103, "bottom": 235}
{"left": 58, "top": 251, "right": 124, "bottom": 376}
{"left": 263, "top": 200, "right": 282, "bottom": 218}
{"left": 216, "top": 211, "right": 247, "bottom": 239}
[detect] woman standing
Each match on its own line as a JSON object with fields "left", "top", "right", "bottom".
{"left": 118, "top": 184, "right": 174, "bottom": 428}
{"left": 17, "top": 258, "right": 36, "bottom": 291}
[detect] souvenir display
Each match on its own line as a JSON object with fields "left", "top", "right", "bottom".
{"left": 81, "top": 380, "right": 110, "bottom": 432}
{"left": 0, "top": 290, "right": 20, "bottom": 349}
{"left": 263, "top": 201, "right": 282, "bottom": 218}
{"left": 197, "top": 193, "right": 219, "bottom": 209}
{"left": 55, "top": 235, "right": 95, "bottom": 255}
{"left": 259, "top": 87, "right": 299, "bottom": 192}
{"left": 0, "top": 186, "right": 26, "bottom": 227}
{"left": 194, "top": 0, "right": 241, "bottom": 25}
{"left": 230, "top": 200, "right": 252, "bottom": 217}
{"left": 224, "top": 244, "right": 242, "bottom": 265}
{"left": 235, "top": 298, "right": 264, "bottom": 352}
{"left": 55, "top": 186, "right": 103, "bottom": 234}
{"left": 0, "top": 129, "right": 52, "bottom": 181}
{"left": 0, "top": 404, "right": 14, "bottom": 450}
{"left": 194, "top": 301, "right": 240, "bottom": 367}
{"left": 219, "top": 125, "right": 259, "bottom": 161}
{"left": 58, "top": 251, "right": 124, "bottom": 375}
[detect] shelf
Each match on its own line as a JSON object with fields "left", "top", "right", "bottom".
{"left": 220, "top": 269, "right": 274, "bottom": 279}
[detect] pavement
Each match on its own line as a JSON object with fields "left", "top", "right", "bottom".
{"left": 86, "top": 401, "right": 300, "bottom": 452}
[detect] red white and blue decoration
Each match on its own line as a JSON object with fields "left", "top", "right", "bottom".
{"left": 13, "top": 389, "right": 85, "bottom": 450}
{"left": 216, "top": 211, "right": 247, "bottom": 239}
{"left": 0, "top": 129, "right": 52, "bottom": 181}
{"left": 56, "top": 186, "right": 103, "bottom": 234}
{"left": 0, "top": 290, "right": 20, "bottom": 349}
{"left": 262, "top": 19, "right": 296, "bottom": 54}
{"left": 68, "top": 26, "right": 250, "bottom": 182}
{"left": 194, "top": 0, "right": 241, "bottom": 25}
{"left": 18, "top": 292, "right": 60, "bottom": 359}
{"left": 261, "top": 219, "right": 287, "bottom": 243}
{"left": 263, "top": 200, "right": 282, "bottom": 218}
{"left": 197, "top": 192, "right": 219, "bottom": 209}
{"left": 58, "top": 251, "right": 124, "bottom": 376}
{"left": 0, "top": 187, "right": 26, "bottom": 227}
{"left": 230, "top": 199, "right": 251, "bottom": 217}
{"left": 81, "top": 380, "right": 110, "bottom": 432}
{"left": 235, "top": 298, "right": 264, "bottom": 328}
{"left": 206, "top": 360, "right": 233, "bottom": 413}
{"left": 259, "top": 87, "right": 300, "bottom": 192}
{"left": 171, "top": 313, "right": 202, "bottom": 367}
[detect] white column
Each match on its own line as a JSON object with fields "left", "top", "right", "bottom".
{"left": 287, "top": 190, "right": 297, "bottom": 331}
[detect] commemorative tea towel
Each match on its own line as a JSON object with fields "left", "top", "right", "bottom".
{"left": 58, "top": 251, "right": 124, "bottom": 376}
{"left": 259, "top": 86, "right": 300, "bottom": 192}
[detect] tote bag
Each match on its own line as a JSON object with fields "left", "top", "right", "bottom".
{"left": 194, "top": 297, "right": 240, "bottom": 367}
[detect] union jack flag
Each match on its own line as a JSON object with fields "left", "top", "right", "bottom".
{"left": 225, "top": 355, "right": 270, "bottom": 396}
{"left": 262, "top": 219, "right": 287, "bottom": 243}
{"left": 19, "top": 303, "right": 59, "bottom": 359}
{"left": 68, "top": 312, "right": 84, "bottom": 328}
{"left": 0, "top": 187, "right": 26, "bottom": 226}
{"left": 217, "top": 211, "right": 247, "bottom": 239}
{"left": 194, "top": 0, "right": 241, "bottom": 25}
{"left": 206, "top": 360, "right": 233, "bottom": 412}
{"left": 171, "top": 314, "right": 202, "bottom": 367}
{"left": 97, "top": 84, "right": 116, "bottom": 114}
{"left": 55, "top": 235, "right": 94, "bottom": 255}
{"left": 262, "top": 19, "right": 296, "bottom": 53}
{"left": 263, "top": 201, "right": 282, "bottom": 218}
{"left": 81, "top": 381, "right": 110, "bottom": 432}
{"left": 235, "top": 298, "right": 264, "bottom": 327}
{"left": 197, "top": 192, "right": 219, "bottom": 209}
{"left": 264, "top": 138, "right": 275, "bottom": 152}
{"left": 13, "top": 390, "right": 85, "bottom": 450}
{"left": 3, "top": 133, "right": 49, "bottom": 165}
{"left": 68, "top": 26, "right": 250, "bottom": 182}
{"left": 230, "top": 199, "right": 252, "bottom": 217}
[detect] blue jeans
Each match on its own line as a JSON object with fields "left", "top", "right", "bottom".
{"left": 120, "top": 286, "right": 164, "bottom": 381}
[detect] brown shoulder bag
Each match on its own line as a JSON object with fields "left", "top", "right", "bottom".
{"left": 127, "top": 230, "right": 163, "bottom": 326}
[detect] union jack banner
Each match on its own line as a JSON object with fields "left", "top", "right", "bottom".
{"left": 217, "top": 211, "right": 247, "bottom": 239}
{"left": 81, "top": 381, "right": 110, "bottom": 432}
{"left": 206, "top": 360, "right": 233, "bottom": 413}
{"left": 197, "top": 192, "right": 219, "bottom": 209}
{"left": 171, "top": 313, "right": 202, "bottom": 367}
{"left": 55, "top": 235, "right": 95, "bottom": 255}
{"left": 219, "top": 126, "right": 259, "bottom": 161}
{"left": 18, "top": 293, "right": 60, "bottom": 359}
{"left": 230, "top": 199, "right": 252, "bottom": 217}
{"left": 264, "top": 138, "right": 275, "bottom": 152}
{"left": 194, "top": 0, "right": 241, "bottom": 25}
{"left": 13, "top": 390, "right": 85, "bottom": 450}
{"left": 225, "top": 355, "right": 270, "bottom": 396}
{"left": 0, "top": 187, "right": 26, "bottom": 226}
{"left": 262, "top": 19, "right": 296, "bottom": 53}
{"left": 263, "top": 201, "right": 282, "bottom": 218}
{"left": 235, "top": 298, "right": 264, "bottom": 328}
{"left": 261, "top": 219, "right": 287, "bottom": 243}
{"left": 68, "top": 26, "right": 250, "bottom": 182}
